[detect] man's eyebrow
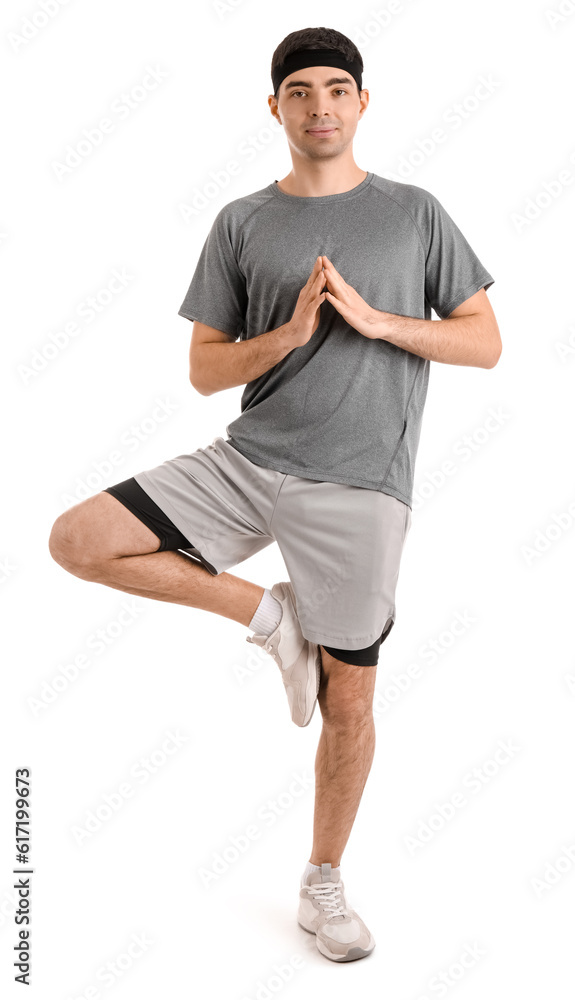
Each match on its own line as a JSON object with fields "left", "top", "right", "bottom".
{"left": 283, "top": 76, "right": 355, "bottom": 91}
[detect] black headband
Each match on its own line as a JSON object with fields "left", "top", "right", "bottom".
{"left": 272, "top": 48, "right": 363, "bottom": 98}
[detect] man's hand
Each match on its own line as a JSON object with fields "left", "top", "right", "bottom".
{"left": 321, "top": 255, "right": 381, "bottom": 339}
{"left": 283, "top": 256, "right": 328, "bottom": 348}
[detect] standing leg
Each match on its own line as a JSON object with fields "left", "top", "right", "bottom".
{"left": 308, "top": 644, "right": 377, "bottom": 868}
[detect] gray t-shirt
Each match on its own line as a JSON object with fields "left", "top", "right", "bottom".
{"left": 178, "top": 171, "right": 494, "bottom": 508}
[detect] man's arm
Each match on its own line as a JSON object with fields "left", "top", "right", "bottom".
{"left": 189, "top": 257, "right": 327, "bottom": 394}
{"left": 189, "top": 321, "right": 296, "bottom": 396}
{"left": 372, "top": 287, "right": 502, "bottom": 369}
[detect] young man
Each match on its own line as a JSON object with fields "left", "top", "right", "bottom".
{"left": 48, "top": 27, "right": 500, "bottom": 963}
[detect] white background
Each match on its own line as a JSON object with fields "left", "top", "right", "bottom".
{"left": 1, "top": 0, "right": 574, "bottom": 996}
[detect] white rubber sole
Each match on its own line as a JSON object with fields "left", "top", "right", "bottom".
{"left": 297, "top": 918, "right": 375, "bottom": 962}
{"left": 296, "top": 644, "right": 321, "bottom": 727}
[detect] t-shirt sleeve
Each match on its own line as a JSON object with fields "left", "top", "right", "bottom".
{"left": 177, "top": 207, "right": 247, "bottom": 341}
{"left": 423, "top": 192, "right": 495, "bottom": 320}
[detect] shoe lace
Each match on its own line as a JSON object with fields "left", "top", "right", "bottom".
{"left": 307, "top": 879, "right": 347, "bottom": 918}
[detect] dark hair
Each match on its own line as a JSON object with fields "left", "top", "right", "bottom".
{"left": 271, "top": 27, "right": 364, "bottom": 100}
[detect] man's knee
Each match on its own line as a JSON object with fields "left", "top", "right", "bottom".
{"left": 48, "top": 493, "right": 124, "bottom": 578}
{"left": 48, "top": 504, "right": 101, "bottom": 578}
{"left": 319, "top": 692, "right": 375, "bottom": 729}
{"left": 318, "top": 646, "right": 376, "bottom": 725}
{"left": 49, "top": 491, "right": 162, "bottom": 577}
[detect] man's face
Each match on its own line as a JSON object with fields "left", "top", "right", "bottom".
{"left": 269, "top": 65, "right": 368, "bottom": 161}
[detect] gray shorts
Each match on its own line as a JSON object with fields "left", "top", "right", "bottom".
{"left": 132, "top": 436, "right": 411, "bottom": 651}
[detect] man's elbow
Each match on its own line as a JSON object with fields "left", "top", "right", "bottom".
{"left": 485, "top": 347, "right": 502, "bottom": 369}
{"left": 482, "top": 322, "right": 502, "bottom": 368}
{"left": 484, "top": 337, "right": 502, "bottom": 368}
{"left": 188, "top": 355, "right": 214, "bottom": 394}
{"left": 189, "top": 370, "right": 213, "bottom": 396}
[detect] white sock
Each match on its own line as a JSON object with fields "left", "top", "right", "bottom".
{"left": 301, "top": 860, "right": 341, "bottom": 888}
{"left": 248, "top": 587, "right": 282, "bottom": 637}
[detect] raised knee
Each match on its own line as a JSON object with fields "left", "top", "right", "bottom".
{"left": 48, "top": 509, "right": 99, "bottom": 577}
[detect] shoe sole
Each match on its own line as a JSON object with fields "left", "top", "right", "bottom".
{"left": 297, "top": 919, "right": 375, "bottom": 961}
{"left": 273, "top": 582, "right": 321, "bottom": 727}
{"left": 296, "top": 644, "right": 321, "bottom": 727}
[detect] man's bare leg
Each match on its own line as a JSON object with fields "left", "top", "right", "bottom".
{"left": 308, "top": 644, "right": 378, "bottom": 868}
{"left": 48, "top": 491, "right": 264, "bottom": 627}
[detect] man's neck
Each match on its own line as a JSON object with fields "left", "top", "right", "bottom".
{"left": 275, "top": 168, "right": 368, "bottom": 198}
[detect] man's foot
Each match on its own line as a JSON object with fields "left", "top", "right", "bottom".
{"left": 246, "top": 581, "right": 321, "bottom": 727}
{"left": 297, "top": 862, "right": 376, "bottom": 962}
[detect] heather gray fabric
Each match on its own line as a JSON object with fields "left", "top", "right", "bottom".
{"left": 178, "top": 172, "right": 494, "bottom": 508}
{"left": 133, "top": 436, "right": 411, "bottom": 649}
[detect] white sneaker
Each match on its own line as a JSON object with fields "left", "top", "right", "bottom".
{"left": 298, "top": 862, "right": 376, "bottom": 962}
{"left": 246, "top": 581, "right": 321, "bottom": 727}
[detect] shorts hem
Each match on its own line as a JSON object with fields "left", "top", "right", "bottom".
{"left": 300, "top": 613, "right": 395, "bottom": 651}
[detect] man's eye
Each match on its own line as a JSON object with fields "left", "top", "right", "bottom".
{"left": 292, "top": 89, "right": 347, "bottom": 97}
